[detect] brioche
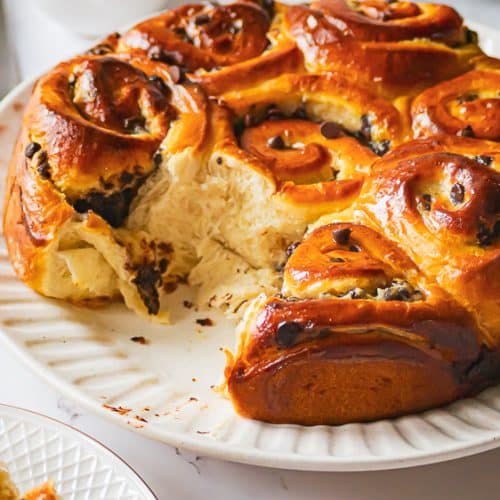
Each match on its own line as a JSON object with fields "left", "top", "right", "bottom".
{"left": 4, "top": 0, "right": 500, "bottom": 425}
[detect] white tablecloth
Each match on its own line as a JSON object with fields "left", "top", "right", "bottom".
{"left": 2, "top": 1, "right": 500, "bottom": 498}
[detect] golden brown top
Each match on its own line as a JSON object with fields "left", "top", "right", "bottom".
{"left": 412, "top": 69, "right": 500, "bottom": 141}
{"left": 284, "top": 0, "right": 479, "bottom": 97}
{"left": 118, "top": 1, "right": 271, "bottom": 70}
{"left": 311, "top": 0, "right": 465, "bottom": 43}
{"left": 22, "top": 53, "right": 207, "bottom": 227}
{"left": 283, "top": 222, "right": 421, "bottom": 299}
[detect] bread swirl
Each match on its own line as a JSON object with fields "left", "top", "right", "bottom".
{"left": 226, "top": 222, "right": 497, "bottom": 424}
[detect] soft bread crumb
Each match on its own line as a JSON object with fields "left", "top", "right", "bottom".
{"left": 189, "top": 238, "right": 281, "bottom": 317}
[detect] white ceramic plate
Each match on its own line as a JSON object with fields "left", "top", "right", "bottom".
{"left": 0, "top": 23, "right": 499, "bottom": 473}
{"left": 0, "top": 404, "right": 155, "bottom": 499}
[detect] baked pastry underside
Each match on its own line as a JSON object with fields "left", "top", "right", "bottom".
{"left": 4, "top": 0, "right": 500, "bottom": 425}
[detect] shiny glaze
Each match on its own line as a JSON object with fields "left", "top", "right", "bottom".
{"left": 226, "top": 290, "right": 494, "bottom": 425}
{"left": 118, "top": 2, "right": 271, "bottom": 70}
{"left": 217, "top": 72, "right": 404, "bottom": 215}
{"left": 283, "top": 222, "right": 420, "bottom": 298}
{"left": 315, "top": 0, "right": 465, "bottom": 43}
{"left": 285, "top": 0, "right": 480, "bottom": 97}
{"left": 412, "top": 70, "right": 500, "bottom": 140}
{"left": 359, "top": 139, "right": 500, "bottom": 342}
{"left": 24, "top": 54, "right": 206, "bottom": 198}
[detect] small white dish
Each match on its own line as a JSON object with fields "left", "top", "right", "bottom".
{"left": 0, "top": 404, "right": 155, "bottom": 499}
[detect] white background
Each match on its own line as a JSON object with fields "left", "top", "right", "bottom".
{"left": 1, "top": 1, "right": 500, "bottom": 498}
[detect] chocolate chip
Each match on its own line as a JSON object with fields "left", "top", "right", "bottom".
{"left": 457, "top": 93, "right": 478, "bottom": 104}
{"left": 369, "top": 140, "right": 390, "bottom": 156}
{"left": 359, "top": 114, "right": 372, "bottom": 141}
{"left": 158, "top": 258, "right": 168, "bottom": 273}
{"left": 419, "top": 193, "right": 432, "bottom": 211}
{"left": 148, "top": 46, "right": 183, "bottom": 65}
{"left": 475, "top": 155, "right": 493, "bottom": 167}
{"left": 457, "top": 125, "right": 475, "bottom": 137}
{"left": 153, "top": 152, "right": 162, "bottom": 166}
{"left": 37, "top": 151, "right": 47, "bottom": 163}
{"left": 87, "top": 44, "right": 113, "bottom": 56}
{"left": 383, "top": 287, "right": 409, "bottom": 301}
{"left": 174, "top": 27, "right": 187, "bottom": 36}
{"left": 349, "top": 244, "right": 361, "bottom": 252}
{"left": 465, "top": 28, "right": 478, "bottom": 44}
{"left": 37, "top": 162, "right": 51, "bottom": 179}
{"left": 266, "top": 106, "right": 285, "bottom": 120}
{"left": 292, "top": 107, "right": 307, "bottom": 120}
{"left": 276, "top": 321, "right": 303, "bottom": 348}
{"left": 73, "top": 188, "right": 137, "bottom": 227}
{"left": 124, "top": 117, "right": 145, "bottom": 134}
{"left": 25, "top": 142, "right": 41, "bottom": 159}
{"left": 130, "top": 336, "right": 148, "bottom": 345}
{"left": 216, "top": 156, "right": 223, "bottom": 165}
{"left": 477, "top": 222, "right": 499, "bottom": 247}
{"left": 196, "top": 317, "right": 214, "bottom": 326}
{"left": 148, "top": 74, "right": 167, "bottom": 91}
{"left": 194, "top": 13, "right": 211, "bottom": 25}
{"left": 120, "top": 171, "right": 134, "bottom": 185}
{"left": 332, "top": 227, "right": 351, "bottom": 245}
{"left": 285, "top": 241, "right": 300, "bottom": 258}
{"left": 267, "top": 135, "right": 285, "bottom": 150}
{"left": 450, "top": 183, "right": 465, "bottom": 204}
{"left": 320, "top": 121, "right": 342, "bottom": 139}
{"left": 347, "top": 288, "right": 366, "bottom": 299}
{"left": 329, "top": 257, "right": 345, "bottom": 263}
{"left": 132, "top": 263, "right": 162, "bottom": 315}
{"left": 262, "top": 0, "right": 274, "bottom": 11}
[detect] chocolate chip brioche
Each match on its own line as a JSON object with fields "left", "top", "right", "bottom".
{"left": 4, "top": 0, "right": 500, "bottom": 425}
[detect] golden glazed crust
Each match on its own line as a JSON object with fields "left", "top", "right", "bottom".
{"left": 4, "top": 53, "right": 206, "bottom": 318}
{"left": 4, "top": 0, "right": 500, "bottom": 426}
{"left": 285, "top": 0, "right": 481, "bottom": 97}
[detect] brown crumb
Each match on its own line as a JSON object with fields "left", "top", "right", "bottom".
{"left": 130, "top": 336, "right": 149, "bottom": 345}
{"left": 103, "top": 404, "right": 132, "bottom": 415}
{"left": 163, "top": 280, "right": 178, "bottom": 293}
{"left": 196, "top": 430, "right": 210, "bottom": 435}
{"left": 183, "top": 300, "right": 194, "bottom": 309}
{"left": 192, "top": 377, "right": 197, "bottom": 382}
{"left": 135, "top": 415, "right": 148, "bottom": 423}
{"left": 196, "top": 318, "right": 214, "bottom": 327}
{"left": 189, "top": 397, "right": 199, "bottom": 402}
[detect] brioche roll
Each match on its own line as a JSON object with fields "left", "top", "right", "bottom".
{"left": 226, "top": 222, "right": 497, "bottom": 425}
{"left": 412, "top": 69, "right": 500, "bottom": 141}
{"left": 4, "top": 54, "right": 207, "bottom": 321}
{"left": 117, "top": 1, "right": 303, "bottom": 95}
{"left": 357, "top": 137, "right": 500, "bottom": 342}
{"left": 285, "top": 0, "right": 482, "bottom": 97}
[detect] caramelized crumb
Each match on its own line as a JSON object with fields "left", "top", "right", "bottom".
{"left": 196, "top": 318, "right": 214, "bottom": 326}
{"left": 130, "top": 336, "right": 149, "bottom": 345}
